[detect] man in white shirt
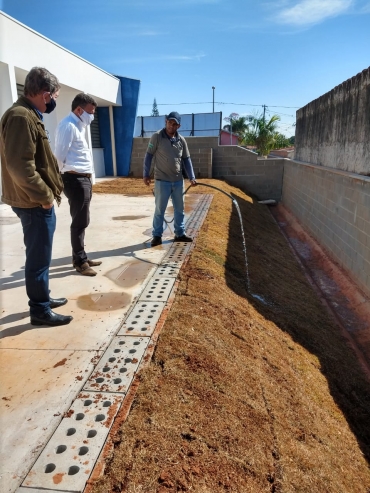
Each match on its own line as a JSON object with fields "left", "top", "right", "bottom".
{"left": 55, "top": 93, "right": 102, "bottom": 276}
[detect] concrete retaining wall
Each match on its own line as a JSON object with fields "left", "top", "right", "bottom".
{"left": 213, "top": 146, "right": 284, "bottom": 201}
{"left": 130, "top": 137, "right": 284, "bottom": 200}
{"left": 282, "top": 160, "right": 370, "bottom": 297}
{"left": 295, "top": 67, "right": 370, "bottom": 175}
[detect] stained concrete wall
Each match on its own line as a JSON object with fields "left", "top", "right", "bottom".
{"left": 295, "top": 67, "right": 370, "bottom": 175}
{"left": 282, "top": 160, "right": 370, "bottom": 297}
{"left": 130, "top": 137, "right": 284, "bottom": 200}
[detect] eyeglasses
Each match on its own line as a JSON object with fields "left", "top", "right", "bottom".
{"left": 167, "top": 120, "right": 180, "bottom": 126}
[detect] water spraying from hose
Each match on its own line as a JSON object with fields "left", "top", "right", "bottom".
{"left": 184, "top": 183, "right": 268, "bottom": 305}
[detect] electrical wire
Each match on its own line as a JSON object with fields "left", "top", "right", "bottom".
{"left": 138, "top": 101, "right": 301, "bottom": 109}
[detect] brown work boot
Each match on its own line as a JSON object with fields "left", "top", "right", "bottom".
{"left": 87, "top": 259, "right": 102, "bottom": 267}
{"left": 75, "top": 262, "right": 97, "bottom": 276}
{"left": 72, "top": 259, "right": 102, "bottom": 268}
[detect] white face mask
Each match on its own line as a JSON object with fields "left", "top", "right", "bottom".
{"left": 80, "top": 110, "right": 94, "bottom": 126}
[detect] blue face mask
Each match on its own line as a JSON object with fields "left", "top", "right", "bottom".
{"left": 44, "top": 97, "right": 56, "bottom": 114}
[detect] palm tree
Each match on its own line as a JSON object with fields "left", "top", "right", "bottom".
{"left": 242, "top": 114, "right": 280, "bottom": 156}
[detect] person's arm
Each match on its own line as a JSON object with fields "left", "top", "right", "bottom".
{"left": 143, "top": 134, "right": 157, "bottom": 186}
{"left": 143, "top": 153, "right": 153, "bottom": 186}
{"left": 3, "top": 115, "right": 54, "bottom": 205}
{"left": 54, "top": 121, "right": 74, "bottom": 171}
{"left": 183, "top": 156, "right": 196, "bottom": 185}
{"left": 181, "top": 138, "right": 196, "bottom": 185}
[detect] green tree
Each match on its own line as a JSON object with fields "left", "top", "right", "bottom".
{"left": 242, "top": 113, "right": 280, "bottom": 156}
{"left": 151, "top": 98, "right": 159, "bottom": 117}
{"left": 273, "top": 132, "right": 291, "bottom": 149}
{"left": 289, "top": 135, "right": 295, "bottom": 145}
{"left": 223, "top": 113, "right": 252, "bottom": 143}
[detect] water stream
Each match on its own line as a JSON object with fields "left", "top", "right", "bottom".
{"left": 184, "top": 183, "right": 269, "bottom": 305}
{"left": 232, "top": 199, "right": 269, "bottom": 305}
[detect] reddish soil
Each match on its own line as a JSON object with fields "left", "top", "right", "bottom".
{"left": 89, "top": 178, "right": 370, "bottom": 493}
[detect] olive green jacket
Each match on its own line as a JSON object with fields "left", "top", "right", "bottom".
{"left": 0, "top": 96, "right": 63, "bottom": 208}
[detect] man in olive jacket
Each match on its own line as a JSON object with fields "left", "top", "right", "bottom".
{"left": 0, "top": 67, "right": 72, "bottom": 326}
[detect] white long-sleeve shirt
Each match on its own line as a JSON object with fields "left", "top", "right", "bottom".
{"left": 54, "top": 112, "right": 93, "bottom": 174}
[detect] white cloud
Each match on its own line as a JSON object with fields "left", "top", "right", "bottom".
{"left": 276, "top": 0, "right": 353, "bottom": 25}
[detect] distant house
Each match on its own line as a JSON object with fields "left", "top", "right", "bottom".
{"left": 220, "top": 129, "right": 239, "bottom": 145}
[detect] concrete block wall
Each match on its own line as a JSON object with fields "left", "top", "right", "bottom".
{"left": 282, "top": 160, "right": 370, "bottom": 297}
{"left": 130, "top": 138, "right": 149, "bottom": 176}
{"left": 213, "top": 146, "right": 284, "bottom": 201}
{"left": 130, "top": 137, "right": 285, "bottom": 200}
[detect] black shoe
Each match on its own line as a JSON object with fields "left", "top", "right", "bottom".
{"left": 50, "top": 297, "right": 68, "bottom": 309}
{"left": 174, "top": 234, "right": 193, "bottom": 243}
{"left": 31, "top": 311, "right": 73, "bottom": 326}
{"left": 151, "top": 236, "right": 162, "bottom": 247}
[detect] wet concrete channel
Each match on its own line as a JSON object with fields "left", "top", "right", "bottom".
{"left": 0, "top": 190, "right": 212, "bottom": 493}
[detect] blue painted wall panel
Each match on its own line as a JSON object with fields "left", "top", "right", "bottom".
{"left": 97, "top": 107, "right": 113, "bottom": 176}
{"left": 113, "top": 76, "right": 141, "bottom": 176}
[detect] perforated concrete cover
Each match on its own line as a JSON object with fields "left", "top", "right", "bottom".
{"left": 118, "top": 301, "right": 166, "bottom": 336}
{"left": 83, "top": 336, "right": 150, "bottom": 393}
{"left": 155, "top": 263, "right": 180, "bottom": 278}
{"left": 20, "top": 392, "right": 123, "bottom": 492}
{"left": 139, "top": 277, "right": 175, "bottom": 301}
{"left": 164, "top": 243, "right": 192, "bottom": 263}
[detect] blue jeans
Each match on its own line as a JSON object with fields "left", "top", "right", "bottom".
{"left": 12, "top": 206, "right": 56, "bottom": 316}
{"left": 153, "top": 180, "right": 185, "bottom": 237}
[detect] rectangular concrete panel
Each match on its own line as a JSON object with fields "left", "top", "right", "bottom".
{"left": 118, "top": 301, "right": 166, "bottom": 336}
{"left": 20, "top": 392, "right": 124, "bottom": 492}
{"left": 83, "top": 336, "right": 150, "bottom": 393}
{"left": 139, "top": 277, "right": 176, "bottom": 302}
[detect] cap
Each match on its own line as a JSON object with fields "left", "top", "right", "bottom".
{"left": 166, "top": 111, "right": 181, "bottom": 124}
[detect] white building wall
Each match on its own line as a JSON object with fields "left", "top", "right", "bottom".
{"left": 0, "top": 13, "right": 121, "bottom": 106}
{"left": 0, "top": 11, "right": 124, "bottom": 190}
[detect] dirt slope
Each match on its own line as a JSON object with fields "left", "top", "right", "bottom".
{"left": 91, "top": 178, "right": 370, "bottom": 493}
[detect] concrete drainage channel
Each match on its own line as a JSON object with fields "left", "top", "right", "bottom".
{"left": 16, "top": 193, "right": 213, "bottom": 493}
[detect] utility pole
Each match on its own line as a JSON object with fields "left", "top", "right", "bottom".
{"left": 262, "top": 104, "right": 267, "bottom": 123}
{"left": 212, "top": 86, "right": 215, "bottom": 113}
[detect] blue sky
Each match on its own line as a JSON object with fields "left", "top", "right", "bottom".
{"left": 1, "top": 0, "right": 369, "bottom": 136}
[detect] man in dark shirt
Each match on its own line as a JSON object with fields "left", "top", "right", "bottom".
{"left": 143, "top": 112, "right": 197, "bottom": 247}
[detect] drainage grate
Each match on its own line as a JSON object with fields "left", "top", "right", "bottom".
{"left": 20, "top": 392, "right": 123, "bottom": 492}
{"left": 118, "top": 301, "right": 165, "bottom": 336}
{"left": 139, "top": 277, "right": 175, "bottom": 301}
{"left": 164, "top": 244, "right": 191, "bottom": 263}
{"left": 155, "top": 263, "right": 180, "bottom": 278}
{"left": 83, "top": 336, "right": 149, "bottom": 393}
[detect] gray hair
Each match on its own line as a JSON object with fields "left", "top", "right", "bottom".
{"left": 71, "top": 93, "right": 98, "bottom": 111}
{"left": 24, "top": 67, "right": 61, "bottom": 97}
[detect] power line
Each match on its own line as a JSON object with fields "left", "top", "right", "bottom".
{"left": 138, "top": 101, "right": 301, "bottom": 109}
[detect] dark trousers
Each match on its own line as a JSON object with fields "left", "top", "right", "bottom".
{"left": 12, "top": 206, "right": 56, "bottom": 316}
{"left": 62, "top": 174, "right": 92, "bottom": 267}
